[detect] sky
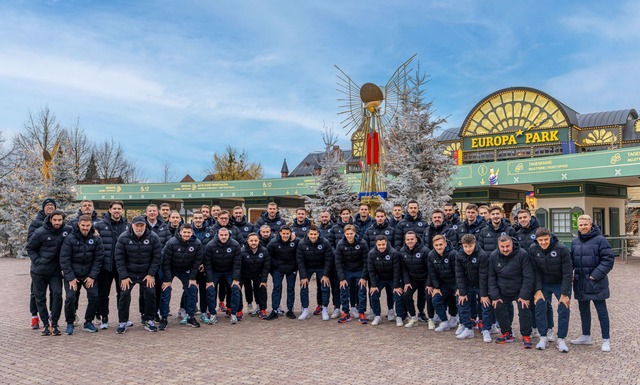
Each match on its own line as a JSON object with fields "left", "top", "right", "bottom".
{"left": 1, "top": 0, "right": 639, "bottom": 182}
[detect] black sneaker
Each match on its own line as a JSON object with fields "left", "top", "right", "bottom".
{"left": 186, "top": 316, "right": 201, "bottom": 328}
{"left": 116, "top": 323, "right": 127, "bottom": 334}
{"left": 266, "top": 311, "right": 278, "bottom": 321}
{"left": 51, "top": 325, "right": 61, "bottom": 336}
{"left": 286, "top": 310, "right": 296, "bottom": 319}
{"left": 154, "top": 314, "right": 161, "bottom": 323}
{"left": 41, "top": 325, "right": 51, "bottom": 336}
{"left": 418, "top": 312, "right": 428, "bottom": 322}
{"left": 158, "top": 319, "right": 168, "bottom": 331}
{"left": 144, "top": 320, "right": 158, "bottom": 332}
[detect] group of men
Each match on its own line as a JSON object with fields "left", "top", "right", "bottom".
{"left": 27, "top": 198, "right": 614, "bottom": 353}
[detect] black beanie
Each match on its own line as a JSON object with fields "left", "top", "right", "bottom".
{"left": 42, "top": 198, "right": 57, "bottom": 210}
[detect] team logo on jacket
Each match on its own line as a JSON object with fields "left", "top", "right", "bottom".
{"left": 501, "top": 232, "right": 506, "bottom": 236}
{"left": 551, "top": 251, "right": 558, "bottom": 257}
{"left": 471, "top": 258, "right": 477, "bottom": 263}
{"left": 452, "top": 225, "right": 458, "bottom": 230}
{"left": 444, "top": 258, "right": 449, "bottom": 264}
{"left": 497, "top": 263, "right": 502, "bottom": 267}
{"left": 531, "top": 234, "right": 536, "bottom": 240}
{"left": 88, "top": 239, "right": 94, "bottom": 245}
{"left": 188, "top": 246, "right": 194, "bottom": 252}
{"left": 63, "top": 232, "right": 68, "bottom": 237}
{"left": 144, "top": 239, "right": 150, "bottom": 244}
{"left": 302, "top": 227, "right": 307, "bottom": 231}
{"left": 160, "top": 227, "right": 164, "bottom": 231}
{"left": 385, "top": 255, "right": 390, "bottom": 260}
{"left": 276, "top": 221, "right": 282, "bottom": 225}
{"left": 418, "top": 222, "right": 423, "bottom": 227}
{"left": 385, "top": 230, "right": 390, "bottom": 235}
{"left": 177, "top": 248, "right": 182, "bottom": 252}
{"left": 205, "top": 233, "right": 210, "bottom": 238}
{"left": 258, "top": 253, "right": 264, "bottom": 258}
{"left": 226, "top": 248, "right": 232, "bottom": 253}
{"left": 355, "top": 245, "right": 360, "bottom": 250}
{"left": 416, "top": 253, "right": 421, "bottom": 258}
{"left": 318, "top": 245, "right": 323, "bottom": 250}
{"left": 290, "top": 242, "right": 295, "bottom": 247}
{"left": 244, "top": 227, "right": 249, "bottom": 231}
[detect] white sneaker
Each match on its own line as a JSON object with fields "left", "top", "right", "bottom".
{"left": 602, "top": 339, "right": 611, "bottom": 352}
{"left": 547, "top": 329, "right": 556, "bottom": 342}
{"left": 331, "top": 308, "right": 341, "bottom": 319}
{"left": 177, "top": 308, "right": 187, "bottom": 320}
{"left": 395, "top": 317, "right": 404, "bottom": 327}
{"left": 230, "top": 314, "right": 238, "bottom": 324}
{"left": 489, "top": 324, "right": 500, "bottom": 334}
{"left": 482, "top": 330, "right": 492, "bottom": 343}
{"left": 209, "top": 314, "right": 218, "bottom": 324}
{"left": 126, "top": 321, "right": 134, "bottom": 327}
{"left": 447, "top": 317, "right": 459, "bottom": 329}
{"left": 531, "top": 328, "right": 540, "bottom": 338}
{"left": 536, "top": 336, "right": 548, "bottom": 350}
{"left": 371, "top": 316, "right": 382, "bottom": 326}
{"left": 298, "top": 308, "right": 310, "bottom": 320}
{"left": 433, "top": 314, "right": 441, "bottom": 324}
{"left": 246, "top": 303, "right": 255, "bottom": 313}
{"left": 100, "top": 322, "right": 108, "bottom": 330}
{"left": 428, "top": 319, "right": 436, "bottom": 330}
{"left": 405, "top": 318, "right": 418, "bottom": 328}
{"left": 557, "top": 338, "right": 569, "bottom": 352}
{"left": 321, "top": 306, "right": 330, "bottom": 321}
{"left": 455, "top": 324, "right": 466, "bottom": 335}
{"left": 366, "top": 312, "right": 375, "bottom": 321}
{"left": 251, "top": 307, "right": 259, "bottom": 316}
{"left": 349, "top": 307, "right": 359, "bottom": 319}
{"left": 435, "top": 320, "right": 451, "bottom": 332}
{"left": 457, "top": 328, "right": 474, "bottom": 339}
{"left": 387, "top": 309, "right": 396, "bottom": 321}
{"left": 570, "top": 335, "right": 593, "bottom": 345}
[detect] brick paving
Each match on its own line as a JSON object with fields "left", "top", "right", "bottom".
{"left": 1, "top": 257, "right": 639, "bottom": 384}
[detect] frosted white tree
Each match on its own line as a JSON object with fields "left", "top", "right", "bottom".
{"left": 383, "top": 65, "right": 455, "bottom": 214}
{"left": 306, "top": 128, "right": 359, "bottom": 221}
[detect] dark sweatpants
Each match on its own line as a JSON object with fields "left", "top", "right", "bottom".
{"left": 31, "top": 272, "right": 62, "bottom": 326}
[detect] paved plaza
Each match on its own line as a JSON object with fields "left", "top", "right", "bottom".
{"left": 1, "top": 256, "right": 639, "bottom": 385}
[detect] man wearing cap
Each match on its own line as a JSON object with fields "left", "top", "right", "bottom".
{"left": 114, "top": 216, "right": 162, "bottom": 334}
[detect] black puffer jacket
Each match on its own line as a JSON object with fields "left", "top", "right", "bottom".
{"left": 529, "top": 234, "right": 572, "bottom": 296}
{"left": 354, "top": 213, "right": 373, "bottom": 238}
{"left": 60, "top": 224, "right": 104, "bottom": 281}
{"left": 259, "top": 233, "right": 273, "bottom": 248}
{"left": 255, "top": 211, "right": 285, "bottom": 233}
{"left": 335, "top": 236, "right": 369, "bottom": 281}
{"left": 477, "top": 218, "right": 516, "bottom": 253}
{"left": 267, "top": 234, "right": 299, "bottom": 274}
{"left": 95, "top": 213, "right": 129, "bottom": 273}
{"left": 427, "top": 243, "right": 457, "bottom": 289}
{"left": 367, "top": 244, "right": 401, "bottom": 288}
{"left": 203, "top": 237, "right": 242, "bottom": 281}
{"left": 328, "top": 219, "right": 359, "bottom": 249}
{"left": 487, "top": 239, "right": 534, "bottom": 300}
{"left": 394, "top": 211, "right": 428, "bottom": 248}
{"left": 446, "top": 214, "right": 463, "bottom": 230}
{"left": 211, "top": 222, "right": 245, "bottom": 244}
{"left": 27, "top": 211, "right": 47, "bottom": 241}
{"left": 296, "top": 235, "right": 334, "bottom": 279}
{"left": 69, "top": 209, "right": 98, "bottom": 229}
{"left": 455, "top": 244, "right": 489, "bottom": 297}
{"left": 162, "top": 233, "right": 203, "bottom": 281}
{"left": 456, "top": 216, "right": 487, "bottom": 240}
{"left": 192, "top": 225, "right": 215, "bottom": 246}
{"left": 114, "top": 226, "right": 162, "bottom": 280}
{"left": 232, "top": 216, "right": 256, "bottom": 241}
{"left": 570, "top": 225, "right": 614, "bottom": 301}
{"left": 317, "top": 221, "right": 335, "bottom": 240}
{"left": 399, "top": 237, "right": 430, "bottom": 283}
{"left": 514, "top": 216, "right": 541, "bottom": 251}
{"left": 291, "top": 218, "right": 312, "bottom": 239}
{"left": 423, "top": 222, "right": 458, "bottom": 250}
{"left": 363, "top": 219, "right": 395, "bottom": 250}
{"left": 27, "top": 216, "right": 73, "bottom": 276}
{"left": 241, "top": 245, "right": 271, "bottom": 282}
{"left": 146, "top": 218, "right": 172, "bottom": 246}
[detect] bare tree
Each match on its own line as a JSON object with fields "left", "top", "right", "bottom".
{"left": 0, "top": 130, "right": 14, "bottom": 180}
{"left": 14, "top": 106, "right": 62, "bottom": 153}
{"left": 207, "top": 146, "right": 263, "bottom": 181}
{"left": 64, "top": 118, "right": 92, "bottom": 181}
{"left": 161, "top": 161, "right": 175, "bottom": 183}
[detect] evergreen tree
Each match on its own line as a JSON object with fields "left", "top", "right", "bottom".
{"left": 306, "top": 129, "right": 359, "bottom": 221}
{"left": 46, "top": 136, "right": 77, "bottom": 216}
{"left": 383, "top": 66, "right": 455, "bottom": 214}
{"left": 83, "top": 151, "right": 99, "bottom": 182}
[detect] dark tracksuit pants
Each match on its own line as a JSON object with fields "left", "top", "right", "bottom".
{"left": 118, "top": 277, "right": 156, "bottom": 323}
{"left": 239, "top": 274, "right": 267, "bottom": 312}
{"left": 205, "top": 272, "right": 241, "bottom": 316}
{"left": 495, "top": 296, "right": 532, "bottom": 336}
{"left": 578, "top": 299, "right": 610, "bottom": 340}
{"left": 370, "top": 279, "right": 405, "bottom": 317}
{"left": 31, "top": 272, "right": 62, "bottom": 326}
{"left": 301, "top": 269, "right": 330, "bottom": 308}
{"left": 242, "top": 277, "right": 254, "bottom": 305}
{"left": 271, "top": 271, "right": 296, "bottom": 312}
{"left": 535, "top": 282, "right": 569, "bottom": 338}
{"left": 160, "top": 272, "right": 198, "bottom": 318}
{"left": 457, "top": 285, "right": 493, "bottom": 330}
{"left": 97, "top": 268, "right": 120, "bottom": 320}
{"left": 401, "top": 279, "right": 426, "bottom": 317}
{"left": 431, "top": 284, "right": 456, "bottom": 322}
{"left": 340, "top": 271, "right": 367, "bottom": 314}
{"left": 64, "top": 278, "right": 98, "bottom": 325}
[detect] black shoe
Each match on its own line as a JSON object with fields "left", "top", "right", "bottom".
{"left": 286, "top": 310, "right": 296, "bottom": 319}
{"left": 154, "top": 314, "right": 161, "bottom": 323}
{"left": 266, "top": 311, "right": 278, "bottom": 321}
{"left": 418, "top": 312, "right": 428, "bottom": 322}
{"left": 116, "top": 323, "right": 127, "bottom": 334}
{"left": 158, "top": 319, "right": 168, "bottom": 331}
{"left": 51, "top": 325, "right": 61, "bottom": 336}
{"left": 41, "top": 325, "right": 51, "bottom": 336}
{"left": 186, "top": 316, "right": 201, "bottom": 328}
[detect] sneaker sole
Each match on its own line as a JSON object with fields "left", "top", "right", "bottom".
{"left": 496, "top": 339, "right": 515, "bottom": 344}
{"left": 82, "top": 328, "right": 98, "bottom": 333}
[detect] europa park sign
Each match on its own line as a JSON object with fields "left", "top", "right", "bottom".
{"left": 463, "top": 128, "right": 569, "bottom": 150}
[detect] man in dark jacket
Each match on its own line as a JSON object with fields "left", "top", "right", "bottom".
{"left": 159, "top": 223, "right": 203, "bottom": 330}
{"left": 203, "top": 227, "right": 243, "bottom": 325}
{"left": 335, "top": 225, "right": 369, "bottom": 324}
{"left": 95, "top": 201, "right": 128, "bottom": 330}
{"left": 258, "top": 225, "right": 273, "bottom": 248}
{"left": 27, "top": 210, "right": 72, "bottom": 336}
{"left": 363, "top": 208, "right": 395, "bottom": 250}
{"left": 477, "top": 206, "right": 516, "bottom": 254}
{"left": 443, "top": 203, "right": 463, "bottom": 230}
{"left": 210, "top": 210, "right": 243, "bottom": 316}
{"left": 240, "top": 233, "right": 271, "bottom": 319}
{"left": 488, "top": 236, "right": 535, "bottom": 348}
{"left": 570, "top": 215, "right": 614, "bottom": 352}
{"left": 354, "top": 204, "right": 373, "bottom": 239}
{"left": 27, "top": 198, "right": 57, "bottom": 330}
{"left": 455, "top": 234, "right": 490, "bottom": 341}
{"left": 166, "top": 211, "right": 182, "bottom": 237}
{"left": 69, "top": 199, "right": 98, "bottom": 229}
{"left": 455, "top": 204, "right": 486, "bottom": 241}
{"left": 390, "top": 204, "right": 404, "bottom": 229}
{"left": 328, "top": 207, "right": 359, "bottom": 248}
{"left": 232, "top": 206, "right": 256, "bottom": 241}
{"left": 316, "top": 210, "right": 334, "bottom": 239}
{"left": 296, "top": 225, "right": 333, "bottom": 321}
{"left": 291, "top": 207, "right": 312, "bottom": 239}
{"left": 143, "top": 203, "right": 172, "bottom": 321}
{"left": 398, "top": 231, "right": 429, "bottom": 328}
{"left": 423, "top": 209, "right": 458, "bottom": 250}
{"left": 530, "top": 227, "right": 572, "bottom": 351}
{"left": 393, "top": 200, "right": 428, "bottom": 249}
{"left": 60, "top": 215, "right": 104, "bottom": 335}
{"left": 266, "top": 225, "right": 299, "bottom": 320}
{"left": 191, "top": 211, "right": 214, "bottom": 317}
{"left": 428, "top": 235, "right": 459, "bottom": 332}
{"left": 114, "top": 216, "right": 162, "bottom": 334}
{"left": 368, "top": 236, "right": 404, "bottom": 326}
{"left": 255, "top": 202, "right": 285, "bottom": 233}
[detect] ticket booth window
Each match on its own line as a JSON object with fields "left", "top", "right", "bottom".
{"left": 551, "top": 208, "right": 572, "bottom": 234}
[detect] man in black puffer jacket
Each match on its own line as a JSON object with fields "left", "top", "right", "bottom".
{"left": 159, "top": 223, "right": 203, "bottom": 330}
{"left": 232, "top": 206, "right": 256, "bottom": 241}
{"left": 394, "top": 200, "right": 428, "bottom": 249}
{"left": 423, "top": 209, "right": 458, "bottom": 250}
{"left": 254, "top": 202, "right": 285, "bottom": 233}
{"left": 258, "top": 225, "right": 273, "bottom": 248}
{"left": 60, "top": 215, "right": 104, "bottom": 335}
{"left": 570, "top": 215, "right": 614, "bottom": 352}
{"left": 328, "top": 207, "right": 359, "bottom": 249}
{"left": 368, "top": 236, "right": 404, "bottom": 326}
{"left": 266, "top": 225, "right": 299, "bottom": 320}
{"left": 27, "top": 210, "right": 72, "bottom": 336}
{"left": 335, "top": 224, "right": 369, "bottom": 324}
{"left": 488, "top": 236, "right": 535, "bottom": 347}
{"left": 477, "top": 206, "right": 516, "bottom": 254}
{"left": 143, "top": 204, "right": 172, "bottom": 321}
{"left": 363, "top": 208, "right": 395, "bottom": 250}
{"left": 428, "top": 236, "right": 459, "bottom": 332}
{"left": 456, "top": 234, "right": 491, "bottom": 341}
{"left": 316, "top": 210, "right": 334, "bottom": 240}
{"left": 69, "top": 200, "right": 98, "bottom": 229}
{"left": 211, "top": 210, "right": 245, "bottom": 244}
{"left": 296, "top": 225, "right": 333, "bottom": 321}
{"left": 455, "top": 204, "right": 487, "bottom": 241}
{"left": 398, "top": 231, "right": 429, "bottom": 328}
{"left": 239, "top": 233, "right": 271, "bottom": 319}
{"left": 114, "top": 216, "right": 162, "bottom": 334}
{"left": 443, "top": 203, "right": 463, "bottom": 230}
{"left": 203, "top": 227, "right": 243, "bottom": 325}
{"left": 354, "top": 204, "right": 373, "bottom": 239}
{"left": 95, "top": 201, "right": 128, "bottom": 330}
{"left": 529, "top": 228, "right": 573, "bottom": 351}
{"left": 291, "top": 207, "right": 312, "bottom": 239}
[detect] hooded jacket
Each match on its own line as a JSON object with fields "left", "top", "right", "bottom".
{"left": 394, "top": 211, "right": 428, "bottom": 248}
{"left": 291, "top": 218, "right": 312, "bottom": 239}
{"left": 423, "top": 222, "right": 459, "bottom": 250}
{"left": 514, "top": 216, "right": 541, "bottom": 251}
{"left": 232, "top": 216, "right": 256, "bottom": 241}
{"left": 399, "top": 237, "right": 430, "bottom": 283}
{"left": 529, "top": 234, "right": 572, "bottom": 296}
{"left": 427, "top": 242, "right": 458, "bottom": 289}
{"left": 367, "top": 243, "right": 401, "bottom": 288}
{"left": 328, "top": 218, "right": 359, "bottom": 249}
{"left": 570, "top": 225, "right": 614, "bottom": 301}
{"left": 211, "top": 222, "right": 245, "bottom": 244}
{"left": 477, "top": 218, "right": 516, "bottom": 254}
{"left": 335, "top": 235, "right": 369, "bottom": 281}
{"left": 296, "top": 234, "right": 334, "bottom": 279}
{"left": 145, "top": 217, "right": 172, "bottom": 246}
{"left": 487, "top": 238, "right": 534, "bottom": 300}
{"left": 60, "top": 223, "right": 104, "bottom": 281}
{"left": 27, "top": 210, "right": 48, "bottom": 241}
{"left": 95, "top": 212, "right": 129, "bottom": 272}
{"left": 255, "top": 211, "right": 285, "bottom": 233}
{"left": 241, "top": 244, "right": 271, "bottom": 282}
{"left": 363, "top": 219, "right": 395, "bottom": 250}
{"left": 353, "top": 213, "right": 373, "bottom": 238}
{"left": 456, "top": 216, "right": 487, "bottom": 240}
{"left": 162, "top": 232, "right": 203, "bottom": 281}
{"left": 192, "top": 224, "right": 215, "bottom": 246}
{"left": 27, "top": 215, "right": 73, "bottom": 276}
{"left": 455, "top": 244, "right": 489, "bottom": 297}
{"left": 203, "top": 236, "right": 242, "bottom": 281}
{"left": 267, "top": 234, "right": 299, "bottom": 274}
{"left": 114, "top": 226, "right": 162, "bottom": 280}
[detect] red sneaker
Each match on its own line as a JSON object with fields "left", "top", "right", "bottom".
{"left": 31, "top": 316, "right": 40, "bottom": 330}
{"left": 237, "top": 311, "right": 244, "bottom": 320}
{"left": 313, "top": 305, "right": 322, "bottom": 316}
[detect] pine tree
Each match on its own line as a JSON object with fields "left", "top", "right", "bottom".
{"left": 46, "top": 136, "right": 77, "bottom": 216}
{"left": 306, "top": 129, "right": 359, "bottom": 221}
{"left": 83, "top": 151, "right": 99, "bottom": 182}
{"left": 383, "top": 66, "right": 455, "bottom": 214}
